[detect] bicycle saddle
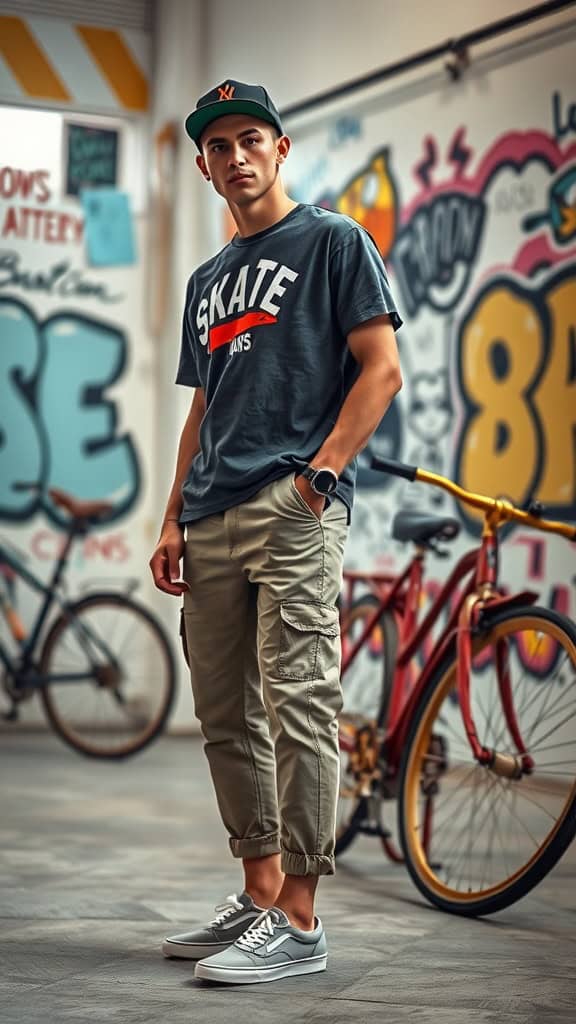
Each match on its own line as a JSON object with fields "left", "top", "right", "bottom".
{"left": 392, "top": 509, "right": 460, "bottom": 545}
{"left": 48, "top": 488, "right": 113, "bottom": 523}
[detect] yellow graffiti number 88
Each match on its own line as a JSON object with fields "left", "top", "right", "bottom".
{"left": 457, "top": 272, "right": 576, "bottom": 522}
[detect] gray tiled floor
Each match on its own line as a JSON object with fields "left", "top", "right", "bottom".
{"left": 1, "top": 731, "right": 575, "bottom": 1023}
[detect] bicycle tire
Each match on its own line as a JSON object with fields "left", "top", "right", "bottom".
{"left": 39, "top": 593, "right": 176, "bottom": 760}
{"left": 336, "top": 596, "right": 398, "bottom": 855}
{"left": 398, "top": 605, "right": 576, "bottom": 916}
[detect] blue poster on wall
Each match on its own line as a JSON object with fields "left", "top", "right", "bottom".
{"left": 81, "top": 188, "right": 136, "bottom": 267}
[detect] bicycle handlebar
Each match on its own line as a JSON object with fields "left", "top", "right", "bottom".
{"left": 370, "top": 457, "right": 418, "bottom": 482}
{"left": 370, "top": 458, "right": 576, "bottom": 542}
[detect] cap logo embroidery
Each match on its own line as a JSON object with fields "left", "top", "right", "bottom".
{"left": 218, "top": 83, "right": 235, "bottom": 100}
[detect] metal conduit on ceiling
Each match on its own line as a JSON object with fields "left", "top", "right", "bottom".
{"left": 280, "top": 0, "right": 576, "bottom": 120}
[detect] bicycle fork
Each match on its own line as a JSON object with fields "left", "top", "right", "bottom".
{"left": 457, "top": 592, "right": 535, "bottom": 777}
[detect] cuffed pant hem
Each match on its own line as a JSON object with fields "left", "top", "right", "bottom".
{"left": 281, "top": 849, "right": 336, "bottom": 876}
{"left": 229, "top": 832, "right": 282, "bottom": 859}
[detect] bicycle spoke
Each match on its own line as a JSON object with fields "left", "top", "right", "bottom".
{"left": 526, "top": 738, "right": 576, "bottom": 754}
{"left": 422, "top": 770, "right": 479, "bottom": 843}
{"left": 522, "top": 659, "right": 571, "bottom": 744}
{"left": 528, "top": 760, "right": 576, "bottom": 769}
{"left": 475, "top": 678, "right": 499, "bottom": 748}
{"left": 445, "top": 770, "right": 488, "bottom": 889}
{"left": 478, "top": 790, "right": 498, "bottom": 890}
{"left": 511, "top": 779, "right": 571, "bottom": 798}
{"left": 510, "top": 781, "right": 564, "bottom": 820}
{"left": 463, "top": 766, "right": 483, "bottom": 888}
{"left": 422, "top": 752, "right": 470, "bottom": 768}
{"left": 525, "top": 683, "right": 574, "bottom": 743}
{"left": 491, "top": 782, "right": 512, "bottom": 883}
{"left": 417, "top": 763, "right": 480, "bottom": 832}
{"left": 433, "top": 771, "right": 503, "bottom": 888}
{"left": 527, "top": 705, "right": 576, "bottom": 754}
{"left": 492, "top": 778, "right": 542, "bottom": 857}
{"left": 504, "top": 783, "right": 534, "bottom": 862}
{"left": 495, "top": 645, "right": 564, "bottom": 747}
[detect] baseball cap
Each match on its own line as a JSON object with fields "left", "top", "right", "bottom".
{"left": 185, "top": 79, "right": 283, "bottom": 149}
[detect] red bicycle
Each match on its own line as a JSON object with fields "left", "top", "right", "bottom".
{"left": 337, "top": 457, "right": 576, "bottom": 916}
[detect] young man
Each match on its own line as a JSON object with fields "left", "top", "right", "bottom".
{"left": 149, "top": 79, "right": 402, "bottom": 985}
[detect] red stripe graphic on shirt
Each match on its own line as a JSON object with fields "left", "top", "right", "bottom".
{"left": 209, "top": 311, "right": 277, "bottom": 351}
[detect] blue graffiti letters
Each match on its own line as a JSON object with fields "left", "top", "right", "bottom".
{"left": 392, "top": 193, "right": 485, "bottom": 317}
{"left": 0, "top": 298, "right": 140, "bottom": 526}
{"left": 0, "top": 300, "right": 45, "bottom": 516}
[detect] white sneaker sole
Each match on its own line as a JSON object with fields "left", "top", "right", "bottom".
{"left": 194, "top": 953, "right": 327, "bottom": 984}
{"left": 162, "top": 939, "right": 231, "bottom": 960}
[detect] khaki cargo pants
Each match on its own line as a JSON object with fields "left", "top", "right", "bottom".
{"left": 181, "top": 473, "right": 349, "bottom": 876}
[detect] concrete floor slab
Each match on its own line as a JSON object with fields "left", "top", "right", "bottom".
{"left": 1, "top": 732, "right": 575, "bottom": 1023}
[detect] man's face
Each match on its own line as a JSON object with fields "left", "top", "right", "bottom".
{"left": 196, "top": 114, "right": 287, "bottom": 206}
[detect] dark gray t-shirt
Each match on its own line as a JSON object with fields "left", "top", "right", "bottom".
{"left": 176, "top": 203, "right": 402, "bottom": 522}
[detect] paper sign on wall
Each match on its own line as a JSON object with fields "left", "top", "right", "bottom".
{"left": 81, "top": 188, "right": 136, "bottom": 267}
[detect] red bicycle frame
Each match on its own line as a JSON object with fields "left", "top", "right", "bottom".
{"left": 340, "top": 527, "right": 539, "bottom": 781}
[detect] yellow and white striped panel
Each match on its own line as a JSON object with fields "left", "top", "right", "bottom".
{"left": 0, "top": 14, "right": 149, "bottom": 113}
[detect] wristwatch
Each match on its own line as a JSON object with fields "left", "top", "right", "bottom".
{"left": 301, "top": 465, "right": 339, "bottom": 496}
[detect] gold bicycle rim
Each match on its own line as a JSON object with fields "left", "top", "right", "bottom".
{"left": 402, "top": 614, "right": 576, "bottom": 904}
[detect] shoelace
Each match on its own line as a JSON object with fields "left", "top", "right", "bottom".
{"left": 236, "top": 910, "right": 278, "bottom": 951}
{"left": 210, "top": 893, "right": 243, "bottom": 926}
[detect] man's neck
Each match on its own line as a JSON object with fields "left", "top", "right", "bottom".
{"left": 231, "top": 192, "right": 298, "bottom": 238}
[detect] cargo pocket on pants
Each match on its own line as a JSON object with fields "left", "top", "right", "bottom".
{"left": 278, "top": 601, "right": 340, "bottom": 681}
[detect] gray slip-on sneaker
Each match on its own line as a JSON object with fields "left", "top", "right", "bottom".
{"left": 162, "top": 892, "right": 263, "bottom": 959}
{"left": 194, "top": 907, "right": 327, "bottom": 984}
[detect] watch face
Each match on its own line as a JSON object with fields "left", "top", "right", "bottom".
{"left": 314, "top": 469, "right": 338, "bottom": 495}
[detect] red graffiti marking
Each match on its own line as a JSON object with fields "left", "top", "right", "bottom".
{"left": 1, "top": 206, "right": 83, "bottom": 244}
{"left": 0, "top": 167, "right": 51, "bottom": 202}
{"left": 405, "top": 129, "right": 576, "bottom": 222}
{"left": 31, "top": 530, "right": 131, "bottom": 563}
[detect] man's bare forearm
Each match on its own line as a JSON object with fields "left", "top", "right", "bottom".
{"left": 161, "top": 388, "right": 205, "bottom": 528}
{"left": 314, "top": 361, "right": 402, "bottom": 476}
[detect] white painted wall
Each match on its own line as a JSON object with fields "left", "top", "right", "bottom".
{"left": 203, "top": 0, "right": 544, "bottom": 107}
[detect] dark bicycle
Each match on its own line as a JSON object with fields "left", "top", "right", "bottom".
{"left": 1, "top": 485, "right": 176, "bottom": 759}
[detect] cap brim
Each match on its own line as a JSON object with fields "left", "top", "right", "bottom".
{"left": 185, "top": 100, "right": 282, "bottom": 147}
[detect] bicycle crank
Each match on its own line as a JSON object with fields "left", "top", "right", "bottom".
{"left": 345, "top": 720, "right": 382, "bottom": 795}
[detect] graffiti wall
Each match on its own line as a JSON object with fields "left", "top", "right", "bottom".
{"left": 0, "top": 107, "right": 156, "bottom": 718}
{"left": 285, "top": 31, "right": 576, "bottom": 705}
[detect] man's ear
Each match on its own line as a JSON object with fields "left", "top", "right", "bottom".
{"left": 196, "top": 154, "right": 210, "bottom": 181}
{"left": 276, "top": 134, "right": 291, "bottom": 165}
